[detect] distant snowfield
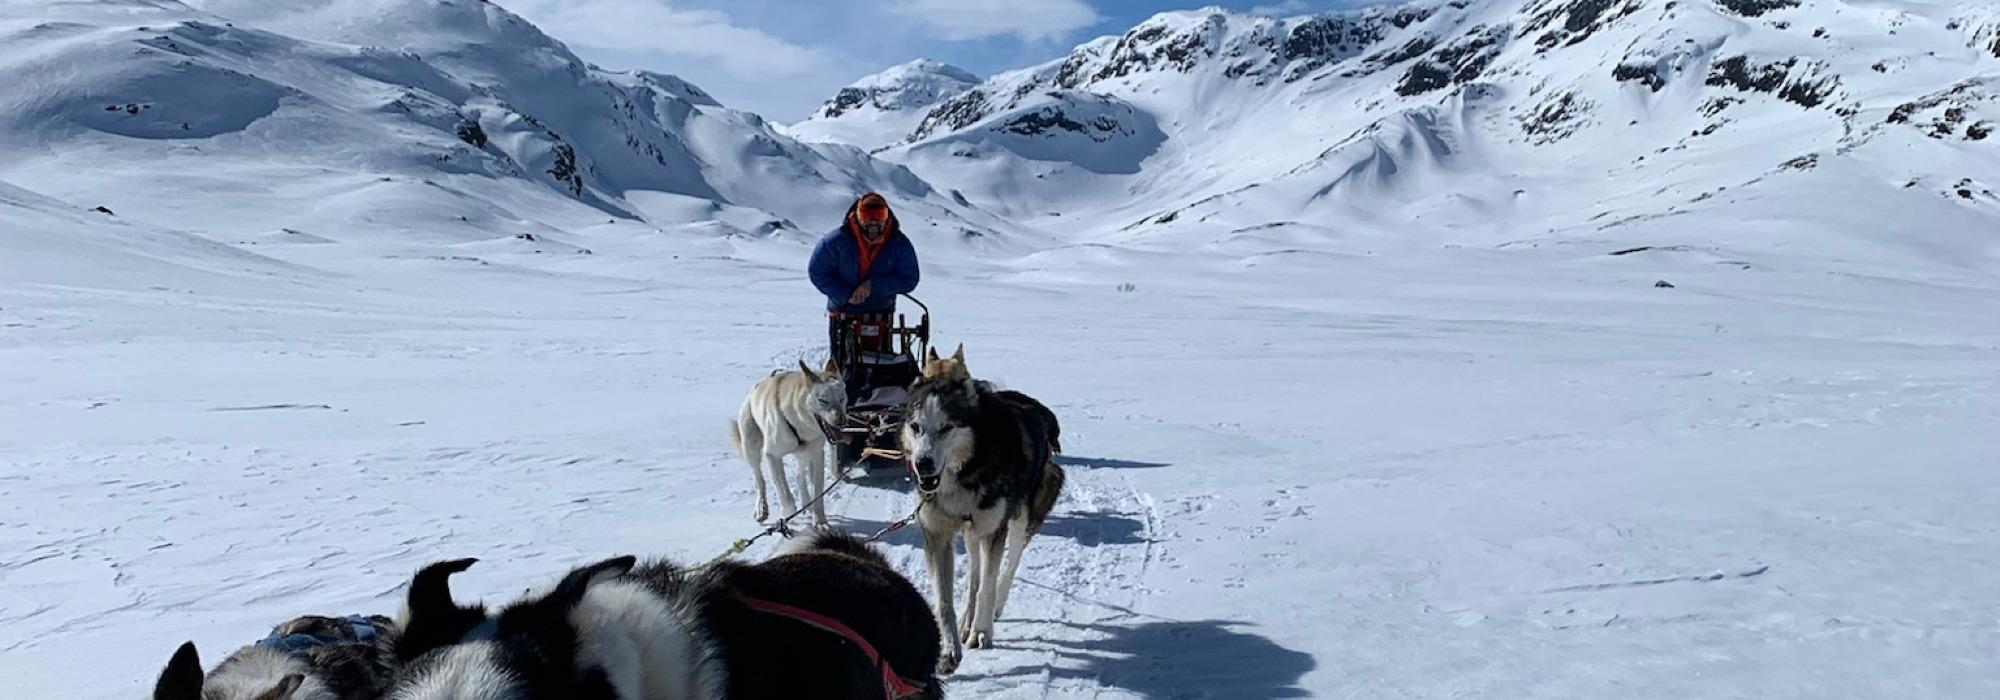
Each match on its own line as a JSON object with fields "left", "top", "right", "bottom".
{"left": 4, "top": 181, "right": 1999, "bottom": 697}
{"left": 6, "top": 0, "right": 2000, "bottom": 696}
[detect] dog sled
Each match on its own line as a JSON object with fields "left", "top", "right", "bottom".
{"left": 830, "top": 294, "right": 930, "bottom": 475}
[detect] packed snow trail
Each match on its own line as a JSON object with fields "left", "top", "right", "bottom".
{"left": 5, "top": 228, "right": 2000, "bottom": 697}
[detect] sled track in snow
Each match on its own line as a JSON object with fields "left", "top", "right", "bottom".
{"left": 822, "top": 464, "right": 1167, "bottom": 698}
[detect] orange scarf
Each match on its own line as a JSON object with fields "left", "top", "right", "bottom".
{"left": 849, "top": 216, "right": 889, "bottom": 278}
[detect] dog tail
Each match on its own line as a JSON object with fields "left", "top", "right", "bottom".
{"left": 777, "top": 529, "right": 894, "bottom": 568}
{"left": 1027, "top": 460, "right": 1065, "bottom": 536}
{"left": 729, "top": 415, "right": 761, "bottom": 465}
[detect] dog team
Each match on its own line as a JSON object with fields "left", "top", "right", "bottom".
{"left": 152, "top": 344, "right": 1066, "bottom": 699}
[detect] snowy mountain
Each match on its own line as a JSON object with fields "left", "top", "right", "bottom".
{"left": 0, "top": 0, "right": 1013, "bottom": 251}
{"left": 786, "top": 59, "right": 982, "bottom": 152}
{"left": 9, "top": 2, "right": 2000, "bottom": 699}
{"left": 876, "top": 0, "right": 2000, "bottom": 271}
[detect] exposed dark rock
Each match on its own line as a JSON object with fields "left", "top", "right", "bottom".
{"left": 1091, "top": 16, "right": 1223, "bottom": 82}
{"left": 997, "top": 105, "right": 1132, "bottom": 143}
{"left": 1386, "top": 5, "right": 1436, "bottom": 29}
{"left": 820, "top": 87, "right": 867, "bottom": 118}
{"left": 1524, "top": 0, "right": 1645, "bottom": 51}
{"left": 1396, "top": 25, "right": 1509, "bottom": 96}
{"left": 547, "top": 143, "right": 582, "bottom": 196}
{"left": 454, "top": 118, "right": 487, "bottom": 148}
{"left": 1706, "top": 56, "right": 1840, "bottom": 109}
{"left": 1712, "top": 0, "right": 1808, "bottom": 17}
{"left": 1520, "top": 91, "right": 1595, "bottom": 143}
{"left": 1886, "top": 80, "right": 1996, "bottom": 141}
{"left": 1371, "top": 35, "right": 1439, "bottom": 66}
{"left": 1613, "top": 60, "right": 1665, "bottom": 91}
{"left": 912, "top": 89, "right": 991, "bottom": 141}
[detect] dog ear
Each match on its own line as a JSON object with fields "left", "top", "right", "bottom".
{"left": 154, "top": 641, "right": 204, "bottom": 700}
{"left": 822, "top": 356, "right": 840, "bottom": 375}
{"left": 546, "top": 555, "right": 637, "bottom": 611}
{"left": 950, "top": 343, "right": 965, "bottom": 365}
{"left": 397, "top": 558, "right": 487, "bottom": 663}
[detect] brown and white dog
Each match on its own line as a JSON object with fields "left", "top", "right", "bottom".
{"left": 901, "top": 345, "right": 1065, "bottom": 674}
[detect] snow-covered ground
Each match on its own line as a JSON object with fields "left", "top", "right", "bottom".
{"left": 5, "top": 181, "right": 1999, "bottom": 697}
{"left": 6, "top": 0, "right": 2000, "bottom": 697}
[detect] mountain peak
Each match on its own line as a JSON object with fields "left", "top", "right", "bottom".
{"left": 868, "top": 59, "right": 981, "bottom": 87}
{"left": 787, "top": 58, "right": 983, "bottom": 150}
{"left": 817, "top": 59, "right": 982, "bottom": 120}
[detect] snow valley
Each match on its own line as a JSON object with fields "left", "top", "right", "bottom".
{"left": 2, "top": 0, "right": 1998, "bottom": 698}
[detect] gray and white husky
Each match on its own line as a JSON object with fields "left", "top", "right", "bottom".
{"left": 729, "top": 359, "right": 847, "bottom": 528}
{"left": 151, "top": 614, "right": 402, "bottom": 700}
{"left": 900, "top": 346, "right": 1065, "bottom": 675}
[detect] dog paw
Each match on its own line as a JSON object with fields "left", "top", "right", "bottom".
{"left": 753, "top": 504, "right": 769, "bottom": 523}
{"left": 966, "top": 629, "right": 992, "bottom": 649}
{"left": 936, "top": 651, "right": 961, "bottom": 676}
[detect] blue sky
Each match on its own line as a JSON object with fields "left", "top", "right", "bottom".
{"left": 495, "top": 0, "right": 1394, "bottom": 122}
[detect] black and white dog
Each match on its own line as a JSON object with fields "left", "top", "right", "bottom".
{"left": 387, "top": 531, "right": 944, "bottom": 699}
{"left": 901, "top": 346, "right": 1065, "bottom": 674}
{"left": 152, "top": 614, "right": 402, "bottom": 700}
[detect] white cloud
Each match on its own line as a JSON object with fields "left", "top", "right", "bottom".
{"left": 497, "top": 0, "right": 830, "bottom": 77}
{"left": 1249, "top": 0, "right": 1314, "bottom": 15}
{"left": 1249, "top": 0, "right": 1385, "bottom": 15}
{"left": 885, "top": 0, "right": 1099, "bottom": 41}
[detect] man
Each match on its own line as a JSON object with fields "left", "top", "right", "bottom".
{"left": 809, "top": 192, "right": 920, "bottom": 404}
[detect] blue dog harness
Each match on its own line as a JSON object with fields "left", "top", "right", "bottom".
{"left": 255, "top": 615, "right": 383, "bottom": 656}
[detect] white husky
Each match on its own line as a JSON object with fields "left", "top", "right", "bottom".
{"left": 729, "top": 359, "right": 847, "bottom": 528}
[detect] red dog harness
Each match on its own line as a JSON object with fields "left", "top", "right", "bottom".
{"left": 736, "top": 594, "right": 928, "bottom": 699}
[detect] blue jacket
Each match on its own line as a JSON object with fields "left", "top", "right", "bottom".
{"left": 809, "top": 217, "right": 919, "bottom": 314}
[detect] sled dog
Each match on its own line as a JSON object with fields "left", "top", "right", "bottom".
{"left": 387, "top": 531, "right": 943, "bottom": 699}
{"left": 729, "top": 359, "right": 847, "bottom": 527}
{"left": 152, "top": 614, "right": 402, "bottom": 700}
{"left": 902, "top": 345, "right": 1065, "bottom": 674}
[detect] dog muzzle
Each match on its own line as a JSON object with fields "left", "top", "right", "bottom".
{"left": 908, "top": 458, "right": 941, "bottom": 493}
{"left": 820, "top": 417, "right": 851, "bottom": 444}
